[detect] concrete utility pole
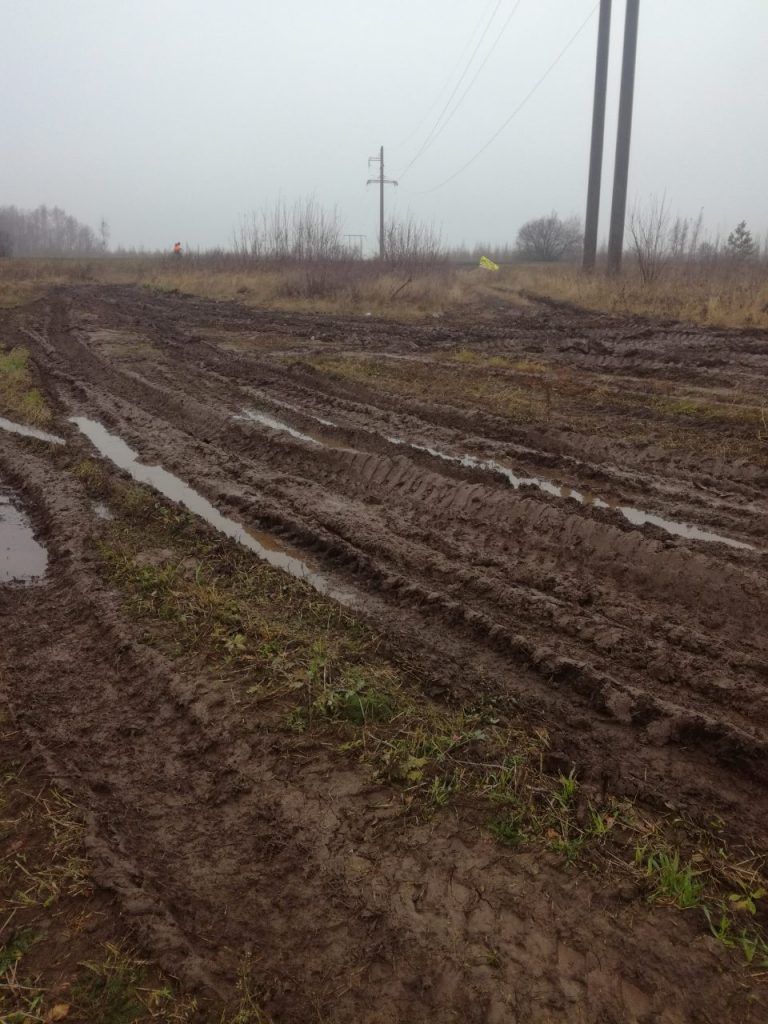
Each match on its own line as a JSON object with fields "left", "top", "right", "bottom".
{"left": 367, "top": 146, "right": 398, "bottom": 259}
{"left": 607, "top": 0, "right": 640, "bottom": 274}
{"left": 582, "top": 0, "right": 612, "bottom": 272}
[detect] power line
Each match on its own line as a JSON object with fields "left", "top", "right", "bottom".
{"left": 399, "top": 0, "right": 524, "bottom": 173}
{"left": 397, "top": 0, "right": 504, "bottom": 179}
{"left": 394, "top": 0, "right": 498, "bottom": 151}
{"left": 415, "top": 3, "right": 599, "bottom": 195}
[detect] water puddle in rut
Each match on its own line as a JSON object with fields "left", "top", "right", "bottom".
{"left": 242, "top": 410, "right": 322, "bottom": 446}
{"left": 71, "top": 417, "right": 356, "bottom": 604}
{"left": 386, "top": 438, "right": 754, "bottom": 551}
{"left": 241, "top": 399, "right": 753, "bottom": 550}
{"left": 0, "top": 488, "right": 48, "bottom": 584}
{"left": 0, "top": 416, "right": 66, "bottom": 445}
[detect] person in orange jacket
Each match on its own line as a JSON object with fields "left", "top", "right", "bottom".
{"left": 173, "top": 241, "right": 182, "bottom": 256}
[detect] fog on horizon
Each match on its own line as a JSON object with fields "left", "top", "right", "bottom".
{"left": 1, "top": 0, "right": 766, "bottom": 254}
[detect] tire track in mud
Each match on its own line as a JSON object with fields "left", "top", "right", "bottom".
{"left": 5, "top": 435, "right": 762, "bottom": 1023}
{"left": 7, "top": 288, "right": 768, "bottom": 853}
{"left": 4, "top": 287, "right": 768, "bottom": 1019}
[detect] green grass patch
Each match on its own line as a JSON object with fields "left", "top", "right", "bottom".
{"left": 0, "top": 346, "right": 52, "bottom": 426}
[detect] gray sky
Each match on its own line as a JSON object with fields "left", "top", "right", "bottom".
{"left": 2, "top": 0, "right": 766, "bottom": 253}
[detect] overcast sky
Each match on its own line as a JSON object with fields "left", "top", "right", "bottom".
{"left": 2, "top": 0, "right": 766, "bottom": 253}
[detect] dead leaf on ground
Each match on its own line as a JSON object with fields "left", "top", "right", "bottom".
{"left": 46, "top": 1004, "right": 71, "bottom": 1022}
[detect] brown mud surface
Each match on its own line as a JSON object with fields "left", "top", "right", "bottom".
{"left": 2, "top": 284, "right": 767, "bottom": 1022}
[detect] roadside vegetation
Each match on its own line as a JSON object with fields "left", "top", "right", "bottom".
{"left": 2, "top": 194, "right": 766, "bottom": 327}
{"left": 3, "top": 250, "right": 767, "bottom": 328}
{"left": 500, "top": 260, "right": 768, "bottom": 330}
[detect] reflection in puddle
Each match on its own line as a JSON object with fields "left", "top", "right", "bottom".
{"left": 71, "top": 417, "right": 355, "bottom": 604}
{"left": 0, "top": 416, "right": 65, "bottom": 445}
{"left": 386, "top": 437, "right": 754, "bottom": 551}
{"left": 0, "top": 489, "right": 47, "bottom": 584}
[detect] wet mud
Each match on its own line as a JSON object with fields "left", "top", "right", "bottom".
{"left": 72, "top": 415, "right": 354, "bottom": 603}
{"left": 1, "top": 284, "right": 767, "bottom": 1022}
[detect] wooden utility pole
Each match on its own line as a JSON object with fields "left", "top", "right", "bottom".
{"left": 367, "top": 146, "right": 398, "bottom": 259}
{"left": 582, "top": 0, "right": 612, "bottom": 271}
{"left": 607, "top": 0, "right": 640, "bottom": 274}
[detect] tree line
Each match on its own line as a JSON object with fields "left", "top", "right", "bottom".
{"left": 0, "top": 204, "right": 108, "bottom": 257}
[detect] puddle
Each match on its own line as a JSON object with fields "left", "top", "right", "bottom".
{"left": 241, "top": 405, "right": 360, "bottom": 455}
{"left": 0, "top": 416, "right": 66, "bottom": 445}
{"left": 242, "top": 397, "right": 754, "bottom": 552}
{"left": 247, "top": 391, "right": 336, "bottom": 427}
{"left": 71, "top": 417, "right": 356, "bottom": 603}
{"left": 242, "top": 409, "right": 322, "bottom": 446}
{"left": 0, "top": 489, "right": 48, "bottom": 584}
{"left": 386, "top": 437, "right": 754, "bottom": 551}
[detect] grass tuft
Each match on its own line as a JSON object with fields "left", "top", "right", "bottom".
{"left": 0, "top": 347, "right": 52, "bottom": 426}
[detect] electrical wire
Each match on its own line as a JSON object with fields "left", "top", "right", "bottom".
{"left": 400, "top": 0, "right": 524, "bottom": 174}
{"left": 415, "top": 2, "right": 599, "bottom": 194}
{"left": 397, "top": 0, "right": 504, "bottom": 179}
{"left": 394, "top": 0, "right": 498, "bottom": 151}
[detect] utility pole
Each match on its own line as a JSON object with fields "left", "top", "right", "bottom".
{"left": 582, "top": 0, "right": 612, "bottom": 272}
{"left": 607, "top": 0, "right": 640, "bottom": 274}
{"left": 367, "top": 146, "right": 397, "bottom": 260}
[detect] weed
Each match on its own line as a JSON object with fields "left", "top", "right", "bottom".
{"left": 727, "top": 883, "right": 766, "bottom": 916}
{"left": 587, "top": 805, "right": 617, "bottom": 839}
{"left": 553, "top": 770, "right": 577, "bottom": 809}
{"left": 545, "top": 828, "right": 585, "bottom": 864}
{"left": 704, "top": 907, "right": 768, "bottom": 968}
{"left": 0, "top": 928, "right": 38, "bottom": 974}
{"left": 488, "top": 814, "right": 526, "bottom": 847}
{"left": 639, "top": 849, "right": 704, "bottom": 909}
{"left": 313, "top": 672, "right": 394, "bottom": 726}
{"left": 427, "top": 770, "right": 463, "bottom": 808}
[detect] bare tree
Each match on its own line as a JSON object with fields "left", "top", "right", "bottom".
{"left": 0, "top": 204, "right": 102, "bottom": 256}
{"left": 515, "top": 212, "right": 582, "bottom": 262}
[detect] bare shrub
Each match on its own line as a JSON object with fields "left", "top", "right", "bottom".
{"left": 382, "top": 217, "right": 444, "bottom": 268}
{"left": 234, "top": 197, "right": 350, "bottom": 261}
{"left": 628, "top": 195, "right": 670, "bottom": 284}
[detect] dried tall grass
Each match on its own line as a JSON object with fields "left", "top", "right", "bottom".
{"left": 500, "top": 261, "right": 768, "bottom": 330}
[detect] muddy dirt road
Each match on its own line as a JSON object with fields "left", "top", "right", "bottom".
{"left": 2, "top": 284, "right": 767, "bottom": 1022}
